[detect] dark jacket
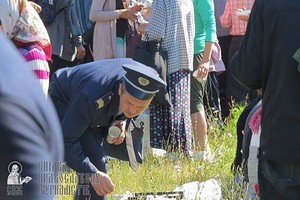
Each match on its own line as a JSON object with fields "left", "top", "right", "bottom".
{"left": 45, "top": 0, "right": 82, "bottom": 61}
{"left": 0, "top": 33, "right": 64, "bottom": 199}
{"left": 230, "top": 0, "right": 300, "bottom": 163}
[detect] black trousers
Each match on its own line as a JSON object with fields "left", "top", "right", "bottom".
{"left": 258, "top": 160, "right": 300, "bottom": 200}
{"left": 217, "top": 35, "right": 232, "bottom": 118}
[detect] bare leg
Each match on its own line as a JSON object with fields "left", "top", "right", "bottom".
{"left": 191, "top": 106, "right": 207, "bottom": 151}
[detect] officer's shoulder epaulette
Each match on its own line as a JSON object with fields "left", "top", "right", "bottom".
{"left": 94, "top": 92, "right": 114, "bottom": 110}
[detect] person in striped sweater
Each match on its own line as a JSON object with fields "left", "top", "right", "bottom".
{"left": 0, "top": 0, "right": 52, "bottom": 95}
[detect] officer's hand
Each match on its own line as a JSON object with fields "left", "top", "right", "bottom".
{"left": 111, "top": 120, "right": 126, "bottom": 145}
{"left": 112, "top": 131, "right": 125, "bottom": 145}
{"left": 89, "top": 171, "right": 115, "bottom": 196}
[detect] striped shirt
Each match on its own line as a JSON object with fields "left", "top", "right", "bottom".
{"left": 220, "top": 0, "right": 254, "bottom": 36}
{"left": 145, "top": 0, "right": 195, "bottom": 74}
{"left": 19, "top": 44, "right": 50, "bottom": 95}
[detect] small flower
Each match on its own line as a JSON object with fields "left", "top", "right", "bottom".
{"left": 174, "top": 165, "right": 181, "bottom": 172}
{"left": 197, "top": 166, "right": 202, "bottom": 172}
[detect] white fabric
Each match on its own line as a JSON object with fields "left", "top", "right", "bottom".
{"left": 0, "top": 0, "right": 50, "bottom": 45}
{"left": 174, "top": 179, "right": 222, "bottom": 200}
{"left": 209, "top": 42, "right": 225, "bottom": 73}
{"left": 114, "top": 179, "right": 222, "bottom": 200}
{"left": 126, "top": 121, "right": 138, "bottom": 171}
{"left": 0, "top": 0, "right": 19, "bottom": 38}
{"left": 245, "top": 127, "right": 261, "bottom": 200}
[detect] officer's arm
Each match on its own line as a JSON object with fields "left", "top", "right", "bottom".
{"left": 61, "top": 94, "right": 98, "bottom": 174}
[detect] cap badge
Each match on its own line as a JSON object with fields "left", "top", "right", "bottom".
{"left": 293, "top": 48, "right": 300, "bottom": 72}
{"left": 96, "top": 99, "right": 104, "bottom": 109}
{"left": 138, "top": 77, "right": 150, "bottom": 86}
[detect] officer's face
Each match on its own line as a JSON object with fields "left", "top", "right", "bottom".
{"left": 119, "top": 84, "right": 152, "bottom": 118}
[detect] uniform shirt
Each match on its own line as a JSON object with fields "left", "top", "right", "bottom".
{"left": 220, "top": 0, "right": 254, "bottom": 36}
{"left": 145, "top": 0, "right": 195, "bottom": 74}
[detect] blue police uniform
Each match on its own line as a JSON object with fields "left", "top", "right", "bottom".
{"left": 49, "top": 58, "right": 165, "bottom": 199}
{"left": 0, "top": 33, "right": 64, "bottom": 199}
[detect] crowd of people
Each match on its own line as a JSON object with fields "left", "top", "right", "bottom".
{"left": 1, "top": 0, "right": 300, "bottom": 199}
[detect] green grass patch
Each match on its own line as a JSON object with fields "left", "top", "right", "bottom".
{"left": 58, "top": 104, "right": 247, "bottom": 200}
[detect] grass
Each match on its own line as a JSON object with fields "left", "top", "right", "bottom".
{"left": 57, "top": 104, "right": 247, "bottom": 200}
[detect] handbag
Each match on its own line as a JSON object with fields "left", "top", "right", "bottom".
{"left": 133, "top": 40, "right": 171, "bottom": 107}
{"left": 126, "top": 23, "right": 143, "bottom": 58}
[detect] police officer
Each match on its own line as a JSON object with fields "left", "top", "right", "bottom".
{"left": 48, "top": 58, "right": 166, "bottom": 199}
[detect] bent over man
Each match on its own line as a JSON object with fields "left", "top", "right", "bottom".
{"left": 49, "top": 58, "right": 166, "bottom": 200}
